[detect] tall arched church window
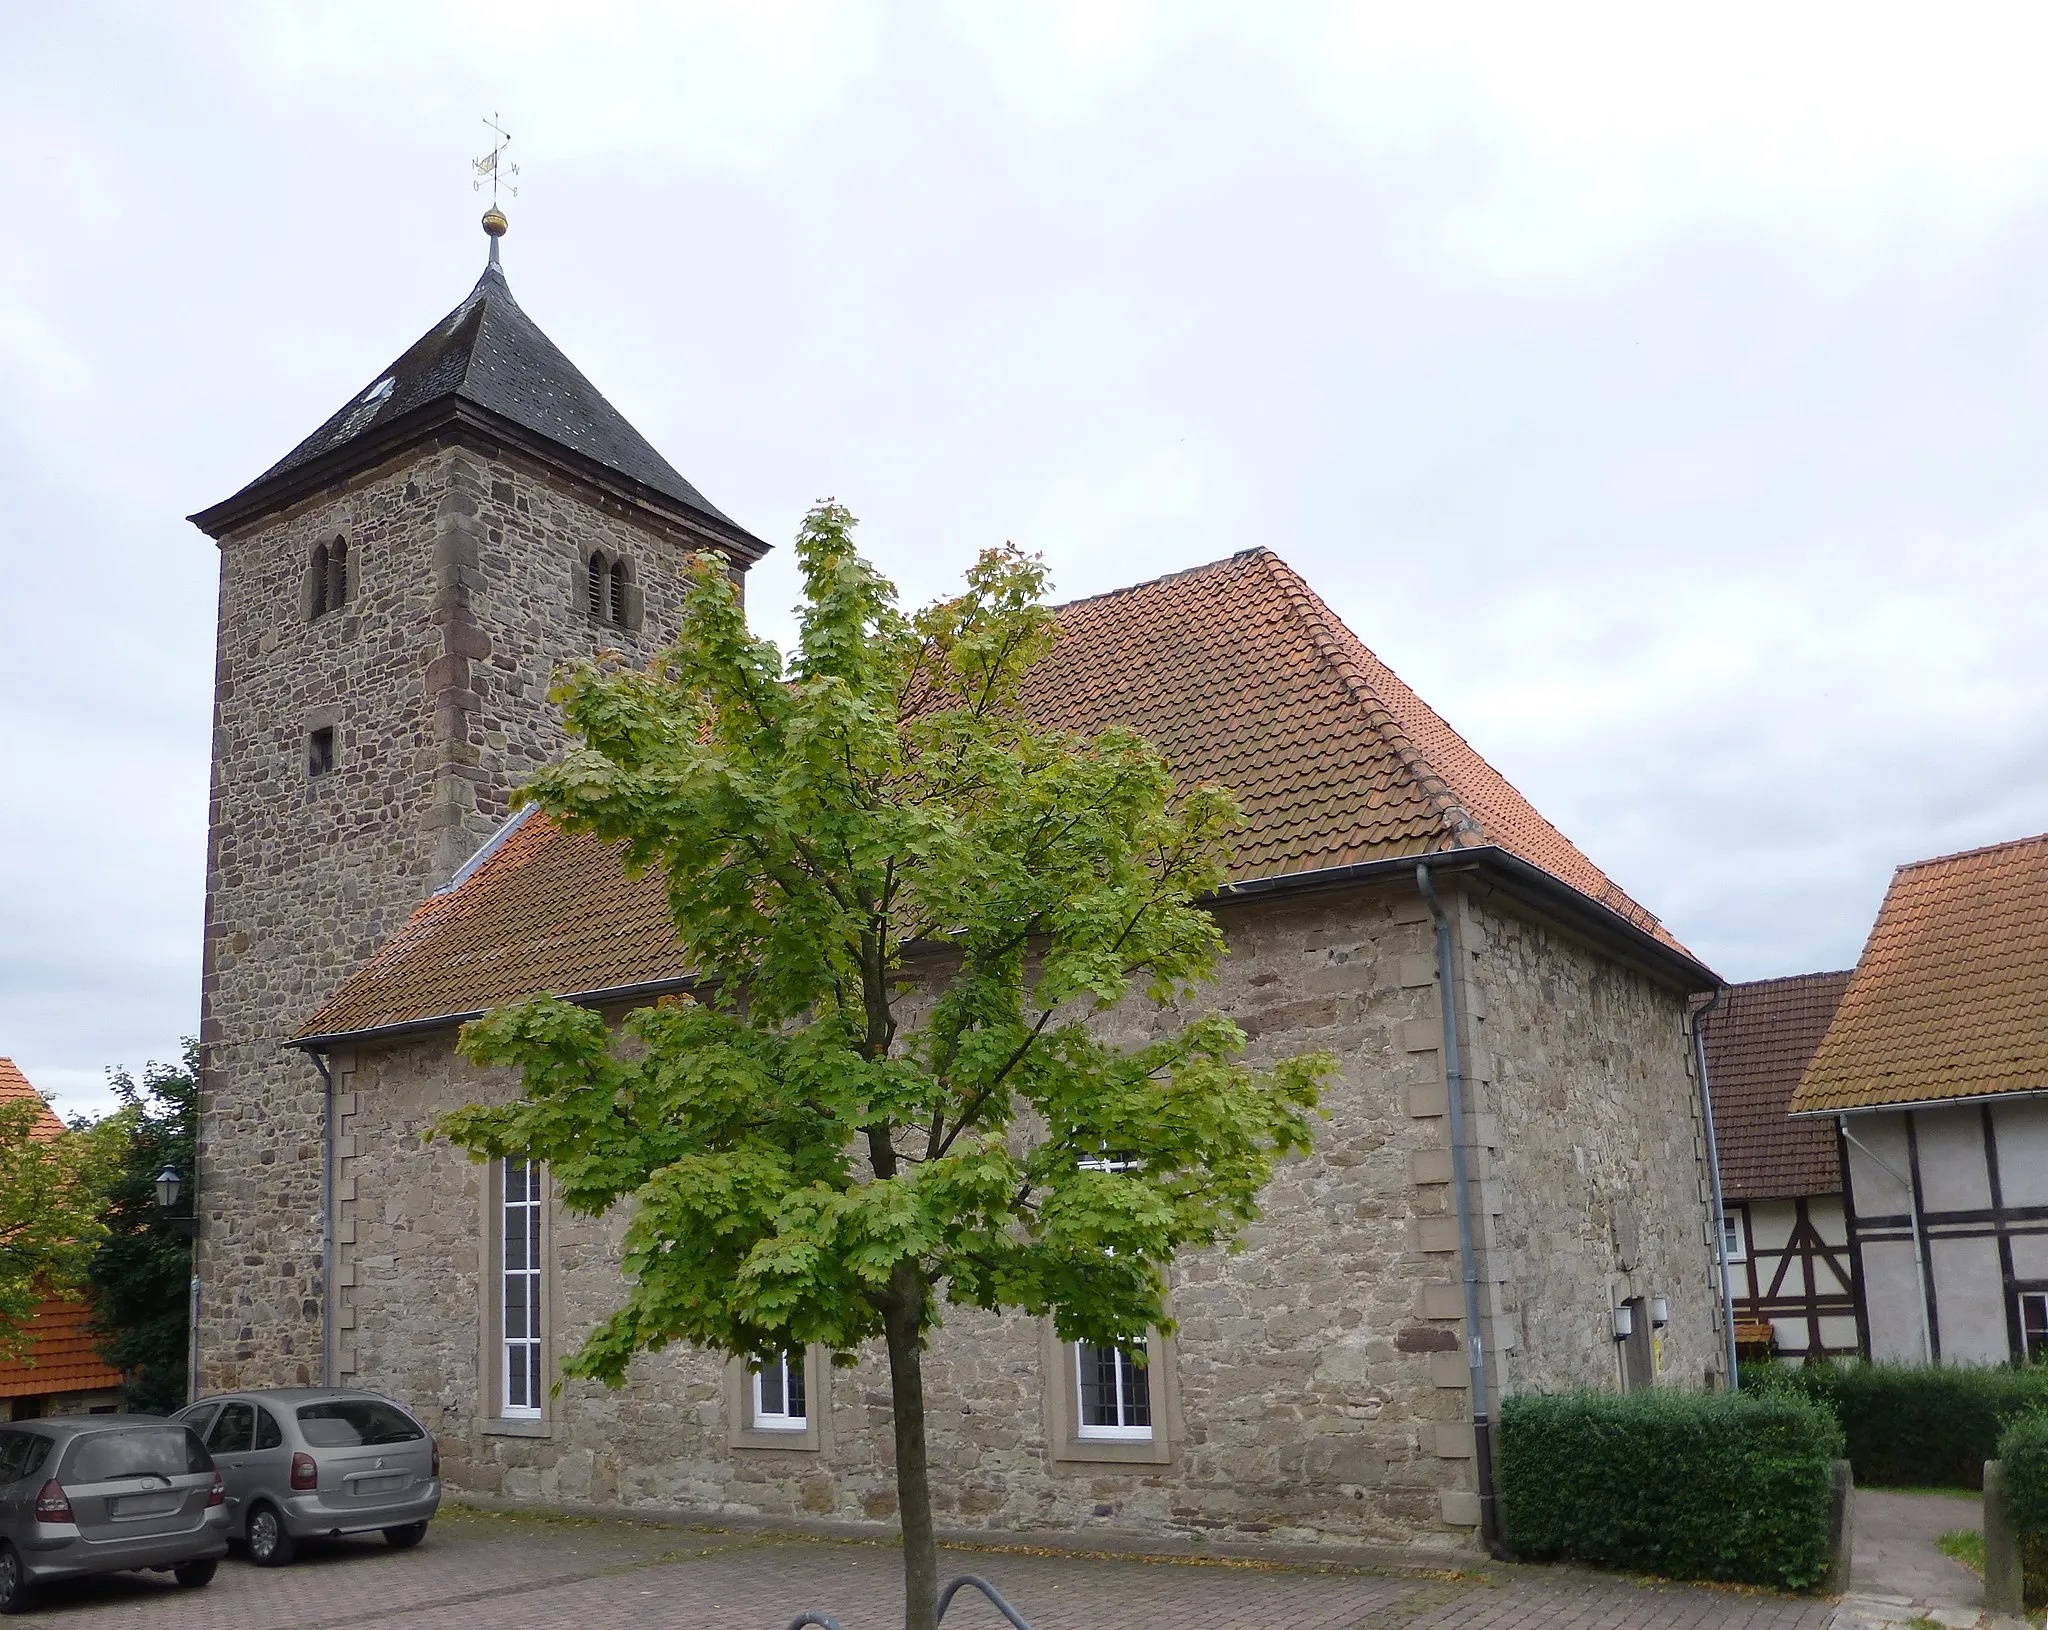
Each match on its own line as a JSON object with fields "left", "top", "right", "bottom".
{"left": 587, "top": 551, "right": 611, "bottom": 622}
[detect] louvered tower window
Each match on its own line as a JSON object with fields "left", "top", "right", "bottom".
{"left": 309, "top": 536, "right": 350, "bottom": 620}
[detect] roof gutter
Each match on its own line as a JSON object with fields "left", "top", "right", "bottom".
{"left": 1214, "top": 846, "right": 1718, "bottom": 995}
{"left": 286, "top": 973, "right": 705, "bottom": 1054}
{"left": 291, "top": 848, "right": 1715, "bottom": 1053}
{"left": 188, "top": 398, "right": 769, "bottom": 563}
{"left": 1791, "top": 1085, "right": 2048, "bottom": 1119}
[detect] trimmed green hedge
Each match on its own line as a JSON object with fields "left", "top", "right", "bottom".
{"left": 2001, "top": 1409, "right": 2048, "bottom": 1610}
{"left": 1744, "top": 1362, "right": 2048, "bottom": 1490}
{"left": 1498, "top": 1390, "right": 1843, "bottom": 1590}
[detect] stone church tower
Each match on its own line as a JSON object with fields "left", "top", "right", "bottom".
{"left": 187, "top": 214, "right": 767, "bottom": 1389}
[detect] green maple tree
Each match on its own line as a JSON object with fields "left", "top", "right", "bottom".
{"left": 438, "top": 504, "right": 1329, "bottom": 1630}
{"left": 0, "top": 1087, "right": 117, "bottom": 1362}
{"left": 86, "top": 1043, "right": 199, "bottom": 1413}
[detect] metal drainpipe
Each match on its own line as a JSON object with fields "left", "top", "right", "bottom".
{"left": 310, "top": 1048, "right": 335, "bottom": 1388}
{"left": 1839, "top": 1116, "right": 1934, "bottom": 1364}
{"left": 1689, "top": 989, "right": 1739, "bottom": 1390}
{"left": 187, "top": 1115, "right": 201, "bottom": 1407}
{"left": 1415, "top": 864, "right": 1499, "bottom": 1553}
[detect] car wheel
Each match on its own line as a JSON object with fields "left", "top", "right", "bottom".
{"left": 246, "top": 1503, "right": 297, "bottom": 1567}
{"left": 0, "top": 1543, "right": 32, "bottom": 1616}
{"left": 173, "top": 1558, "right": 218, "bottom": 1589}
{"left": 383, "top": 1521, "right": 428, "bottom": 1550}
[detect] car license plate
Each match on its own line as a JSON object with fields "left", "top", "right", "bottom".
{"left": 352, "top": 1472, "right": 407, "bottom": 1495}
{"left": 110, "top": 1492, "right": 178, "bottom": 1517}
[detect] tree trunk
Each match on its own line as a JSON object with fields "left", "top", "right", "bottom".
{"left": 882, "top": 1267, "right": 938, "bottom": 1630}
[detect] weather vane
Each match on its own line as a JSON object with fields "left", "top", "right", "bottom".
{"left": 472, "top": 113, "right": 519, "bottom": 202}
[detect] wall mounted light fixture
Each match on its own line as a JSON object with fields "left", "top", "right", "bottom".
{"left": 1611, "top": 1304, "right": 1634, "bottom": 1342}
{"left": 1651, "top": 1296, "right": 1670, "bottom": 1329}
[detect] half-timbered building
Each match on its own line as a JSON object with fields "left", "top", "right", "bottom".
{"left": 1791, "top": 833, "right": 2048, "bottom": 1365}
{"left": 1700, "top": 974, "right": 1861, "bottom": 1359}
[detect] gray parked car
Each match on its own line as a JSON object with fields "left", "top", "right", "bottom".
{"left": 174, "top": 1389, "right": 440, "bottom": 1565}
{"left": 0, "top": 1414, "right": 229, "bottom": 1614}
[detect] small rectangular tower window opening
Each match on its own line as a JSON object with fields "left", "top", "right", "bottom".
{"left": 307, "top": 727, "right": 335, "bottom": 778}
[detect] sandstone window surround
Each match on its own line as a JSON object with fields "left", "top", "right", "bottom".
{"left": 583, "top": 549, "right": 644, "bottom": 632}
{"left": 724, "top": 1346, "right": 827, "bottom": 1451}
{"left": 1041, "top": 1321, "right": 1178, "bottom": 1466}
{"left": 307, "top": 535, "right": 353, "bottom": 621}
{"left": 482, "top": 1156, "right": 552, "bottom": 1436}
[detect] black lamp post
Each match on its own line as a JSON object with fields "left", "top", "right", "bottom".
{"left": 154, "top": 1167, "right": 196, "bottom": 1238}
{"left": 155, "top": 1166, "right": 199, "bottom": 1405}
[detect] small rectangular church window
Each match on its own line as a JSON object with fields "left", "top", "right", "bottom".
{"left": 307, "top": 727, "right": 335, "bottom": 778}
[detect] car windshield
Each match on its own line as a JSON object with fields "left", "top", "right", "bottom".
{"left": 66, "top": 1427, "right": 209, "bottom": 1482}
{"left": 296, "top": 1398, "right": 424, "bottom": 1447}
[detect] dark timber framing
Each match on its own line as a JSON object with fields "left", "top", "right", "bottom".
{"left": 1840, "top": 1104, "right": 2048, "bottom": 1365}
{"left": 1725, "top": 1197, "right": 1859, "bottom": 1358}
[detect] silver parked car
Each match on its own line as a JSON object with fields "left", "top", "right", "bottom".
{"left": 174, "top": 1389, "right": 440, "bottom": 1566}
{"left": 0, "top": 1414, "right": 229, "bottom": 1614}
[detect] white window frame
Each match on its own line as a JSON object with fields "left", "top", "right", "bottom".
{"left": 500, "top": 1157, "right": 543, "bottom": 1420}
{"left": 1074, "top": 1341, "right": 1153, "bottom": 1441}
{"left": 1720, "top": 1209, "right": 1747, "bottom": 1266}
{"left": 750, "top": 1351, "right": 807, "bottom": 1432}
{"left": 2021, "top": 1291, "right": 2048, "bottom": 1363}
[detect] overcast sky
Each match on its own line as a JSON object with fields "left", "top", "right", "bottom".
{"left": 5, "top": 3, "right": 2047, "bottom": 1119}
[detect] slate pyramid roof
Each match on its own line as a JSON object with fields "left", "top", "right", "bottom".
{"left": 192, "top": 243, "right": 761, "bottom": 553}
{"left": 298, "top": 548, "right": 1709, "bottom": 1043}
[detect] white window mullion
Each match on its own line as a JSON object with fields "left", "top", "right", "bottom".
{"left": 501, "top": 1158, "right": 542, "bottom": 1419}
{"left": 751, "top": 1351, "right": 807, "bottom": 1431}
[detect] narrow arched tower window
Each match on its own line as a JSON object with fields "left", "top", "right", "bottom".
{"left": 309, "top": 540, "right": 330, "bottom": 620}
{"left": 327, "top": 536, "right": 349, "bottom": 611}
{"left": 609, "top": 556, "right": 629, "bottom": 626}
{"left": 587, "top": 551, "right": 611, "bottom": 622}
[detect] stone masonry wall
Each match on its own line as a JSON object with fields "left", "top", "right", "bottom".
{"left": 197, "top": 439, "right": 749, "bottom": 1389}
{"left": 1463, "top": 891, "right": 1724, "bottom": 1397}
{"left": 327, "top": 873, "right": 1708, "bottom": 1553}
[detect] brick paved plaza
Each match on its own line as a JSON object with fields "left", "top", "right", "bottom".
{"left": 16, "top": 1507, "right": 1845, "bottom": 1630}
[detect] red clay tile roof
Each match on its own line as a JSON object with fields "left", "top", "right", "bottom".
{"left": 1791, "top": 832, "right": 2048, "bottom": 1114}
{"left": 1700, "top": 972, "right": 1852, "bottom": 1199}
{"left": 0, "top": 1057, "right": 64, "bottom": 1141}
{"left": 0, "top": 1300, "right": 124, "bottom": 1400}
{"left": 300, "top": 548, "right": 1683, "bottom": 1041}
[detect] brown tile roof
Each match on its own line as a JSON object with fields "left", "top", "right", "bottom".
{"left": 0, "top": 1300, "right": 124, "bottom": 1400}
{"left": 0, "top": 1057, "right": 64, "bottom": 1141}
{"left": 1791, "top": 832, "right": 2048, "bottom": 1114}
{"left": 1700, "top": 972, "right": 1852, "bottom": 1199}
{"left": 301, "top": 548, "right": 1685, "bottom": 1041}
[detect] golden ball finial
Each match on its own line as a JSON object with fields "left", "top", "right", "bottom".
{"left": 482, "top": 206, "right": 509, "bottom": 238}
